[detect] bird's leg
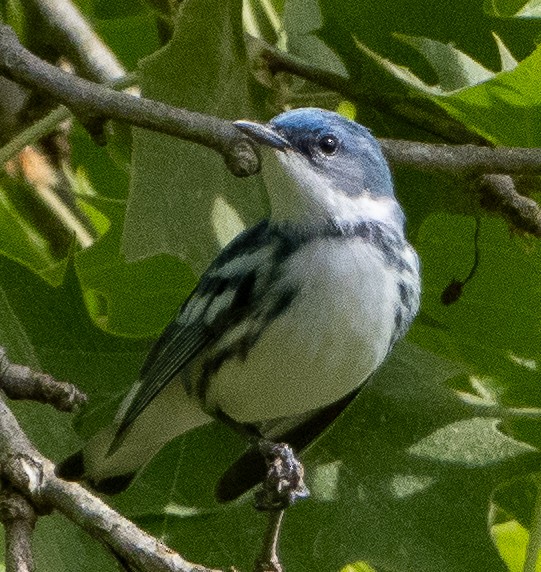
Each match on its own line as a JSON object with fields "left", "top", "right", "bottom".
{"left": 252, "top": 441, "right": 309, "bottom": 572}
{"left": 254, "top": 509, "right": 284, "bottom": 572}
{"left": 254, "top": 440, "right": 310, "bottom": 511}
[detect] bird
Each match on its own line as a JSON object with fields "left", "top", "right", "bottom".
{"left": 57, "top": 107, "right": 421, "bottom": 502}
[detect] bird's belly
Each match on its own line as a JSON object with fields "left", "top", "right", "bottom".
{"left": 206, "top": 239, "right": 398, "bottom": 423}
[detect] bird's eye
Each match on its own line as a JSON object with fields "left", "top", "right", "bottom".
{"left": 318, "top": 135, "right": 338, "bottom": 155}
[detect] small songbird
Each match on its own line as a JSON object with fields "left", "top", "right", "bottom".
{"left": 57, "top": 108, "right": 421, "bottom": 501}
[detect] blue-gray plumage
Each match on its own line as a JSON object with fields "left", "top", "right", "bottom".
{"left": 57, "top": 108, "right": 420, "bottom": 499}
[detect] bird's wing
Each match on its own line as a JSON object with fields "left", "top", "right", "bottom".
{"left": 110, "top": 220, "right": 273, "bottom": 452}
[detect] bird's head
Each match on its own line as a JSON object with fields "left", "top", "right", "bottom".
{"left": 235, "top": 108, "right": 404, "bottom": 232}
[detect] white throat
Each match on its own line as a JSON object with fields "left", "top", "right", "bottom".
{"left": 262, "top": 148, "right": 402, "bottom": 231}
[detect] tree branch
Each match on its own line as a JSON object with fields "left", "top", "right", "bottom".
{"left": 0, "top": 24, "right": 260, "bottom": 177}
{"left": 380, "top": 139, "right": 541, "bottom": 176}
{"left": 0, "top": 348, "right": 87, "bottom": 412}
{"left": 0, "top": 394, "right": 220, "bottom": 572}
{"left": 254, "top": 511, "right": 284, "bottom": 572}
{"left": 0, "top": 347, "right": 221, "bottom": 571}
{"left": 25, "top": 0, "right": 126, "bottom": 82}
{"left": 4, "top": 24, "right": 541, "bottom": 180}
{"left": 0, "top": 490, "right": 37, "bottom": 572}
{"left": 251, "top": 37, "right": 487, "bottom": 145}
{"left": 0, "top": 24, "right": 540, "bottom": 236}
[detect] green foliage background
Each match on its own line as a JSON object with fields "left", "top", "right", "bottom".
{"left": 1, "top": 0, "right": 541, "bottom": 570}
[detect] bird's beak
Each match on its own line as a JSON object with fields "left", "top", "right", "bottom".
{"left": 234, "top": 120, "right": 289, "bottom": 151}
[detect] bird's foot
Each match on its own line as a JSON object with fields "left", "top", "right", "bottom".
{"left": 254, "top": 440, "right": 310, "bottom": 511}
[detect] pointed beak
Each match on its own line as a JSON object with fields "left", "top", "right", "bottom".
{"left": 234, "top": 120, "right": 289, "bottom": 151}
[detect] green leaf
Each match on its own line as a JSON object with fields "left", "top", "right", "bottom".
{"left": 485, "top": 0, "right": 541, "bottom": 18}
{"left": 283, "top": 0, "right": 349, "bottom": 76}
{"left": 414, "top": 213, "right": 541, "bottom": 440}
{"left": 394, "top": 34, "right": 497, "bottom": 91}
{"left": 123, "top": 0, "right": 268, "bottom": 273}
{"left": 411, "top": 211, "right": 541, "bottom": 542}
{"left": 492, "top": 520, "right": 541, "bottom": 571}
{"left": 355, "top": 32, "right": 512, "bottom": 97}
{"left": 84, "top": 0, "right": 161, "bottom": 69}
{"left": 70, "top": 123, "right": 130, "bottom": 200}
{"left": 435, "top": 44, "right": 541, "bottom": 146}
{"left": 319, "top": 0, "right": 541, "bottom": 85}
{"left": 0, "top": 181, "right": 55, "bottom": 277}
{"left": 75, "top": 198, "right": 197, "bottom": 337}
{"left": 341, "top": 563, "right": 377, "bottom": 572}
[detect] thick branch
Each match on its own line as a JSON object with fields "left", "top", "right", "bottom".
{"left": 0, "top": 24, "right": 259, "bottom": 177}
{"left": 4, "top": 24, "right": 541, "bottom": 180}
{"left": 0, "top": 348, "right": 86, "bottom": 412}
{"left": 0, "top": 395, "right": 220, "bottom": 572}
{"left": 0, "top": 490, "right": 37, "bottom": 572}
{"left": 25, "top": 0, "right": 125, "bottom": 82}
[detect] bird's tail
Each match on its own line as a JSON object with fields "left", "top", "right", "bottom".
{"left": 56, "top": 377, "right": 212, "bottom": 494}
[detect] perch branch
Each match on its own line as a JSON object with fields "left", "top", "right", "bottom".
{"left": 254, "top": 511, "right": 284, "bottom": 572}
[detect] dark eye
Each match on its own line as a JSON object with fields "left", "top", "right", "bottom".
{"left": 318, "top": 135, "right": 338, "bottom": 155}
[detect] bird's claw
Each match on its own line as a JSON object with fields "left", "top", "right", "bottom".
{"left": 254, "top": 440, "right": 310, "bottom": 511}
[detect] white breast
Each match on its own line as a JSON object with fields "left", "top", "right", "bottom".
{"left": 206, "top": 237, "right": 399, "bottom": 423}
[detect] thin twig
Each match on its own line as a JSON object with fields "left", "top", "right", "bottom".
{"left": 0, "top": 24, "right": 260, "bottom": 177}
{"left": 479, "top": 174, "right": 541, "bottom": 237}
{"left": 254, "top": 511, "right": 284, "bottom": 572}
{"left": 0, "top": 490, "right": 37, "bottom": 572}
{"left": 14, "top": 145, "right": 96, "bottom": 247}
{"left": 0, "top": 73, "right": 137, "bottom": 166}
{"left": 380, "top": 140, "right": 541, "bottom": 176}
{"left": 25, "top": 0, "right": 125, "bottom": 82}
{"left": 0, "top": 348, "right": 86, "bottom": 412}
